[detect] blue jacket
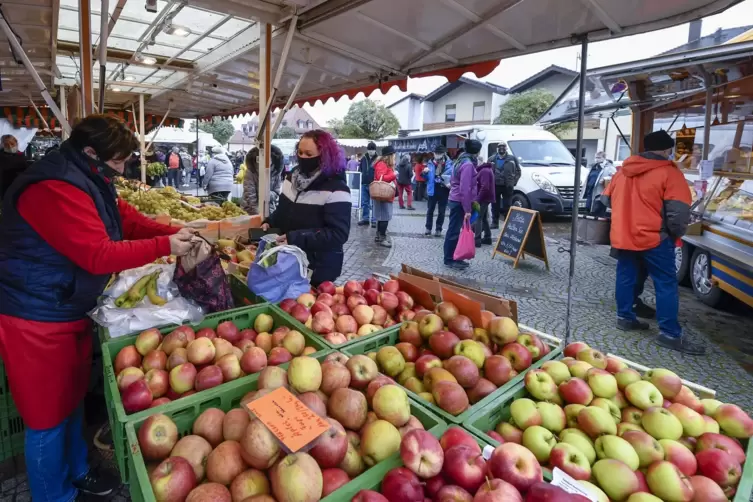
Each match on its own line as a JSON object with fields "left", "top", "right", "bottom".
{"left": 358, "top": 154, "right": 377, "bottom": 185}
{"left": 426, "top": 157, "right": 453, "bottom": 197}
{"left": 0, "top": 142, "right": 123, "bottom": 322}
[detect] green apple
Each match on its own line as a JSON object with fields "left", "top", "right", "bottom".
{"left": 376, "top": 346, "right": 406, "bottom": 377}
{"left": 587, "top": 368, "right": 618, "bottom": 399}
{"left": 617, "top": 422, "right": 644, "bottom": 436}
{"left": 590, "top": 397, "right": 621, "bottom": 424}
{"left": 703, "top": 415, "right": 720, "bottom": 434}
{"left": 643, "top": 368, "right": 682, "bottom": 399}
{"left": 525, "top": 369, "right": 558, "bottom": 401}
{"left": 608, "top": 390, "right": 629, "bottom": 410}
{"left": 541, "top": 360, "right": 571, "bottom": 385}
{"left": 453, "top": 340, "right": 485, "bottom": 368}
{"left": 577, "top": 406, "right": 617, "bottom": 438}
{"left": 569, "top": 361, "right": 593, "bottom": 379}
{"left": 667, "top": 403, "right": 705, "bottom": 438}
{"left": 626, "top": 494, "right": 663, "bottom": 501}
{"left": 537, "top": 402, "right": 566, "bottom": 433}
{"left": 642, "top": 407, "right": 683, "bottom": 440}
{"left": 646, "top": 461, "right": 695, "bottom": 501}
{"left": 510, "top": 398, "right": 542, "bottom": 430}
{"left": 360, "top": 420, "right": 401, "bottom": 466}
{"left": 592, "top": 459, "right": 640, "bottom": 501}
{"left": 615, "top": 368, "right": 642, "bottom": 391}
{"left": 560, "top": 428, "right": 596, "bottom": 465}
{"left": 594, "top": 435, "right": 640, "bottom": 470}
{"left": 577, "top": 481, "right": 609, "bottom": 502}
{"left": 564, "top": 404, "right": 586, "bottom": 428}
{"left": 621, "top": 406, "right": 643, "bottom": 425}
{"left": 700, "top": 398, "right": 723, "bottom": 416}
{"left": 621, "top": 430, "right": 664, "bottom": 468}
{"left": 624, "top": 381, "right": 664, "bottom": 410}
{"left": 549, "top": 443, "right": 591, "bottom": 480}
{"left": 522, "top": 425, "right": 556, "bottom": 463}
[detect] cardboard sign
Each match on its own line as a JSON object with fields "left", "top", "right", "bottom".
{"left": 246, "top": 387, "right": 330, "bottom": 452}
{"left": 492, "top": 207, "right": 549, "bottom": 269}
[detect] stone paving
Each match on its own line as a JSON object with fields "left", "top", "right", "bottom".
{"left": 2, "top": 199, "right": 753, "bottom": 500}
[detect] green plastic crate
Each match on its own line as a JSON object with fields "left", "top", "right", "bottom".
{"left": 103, "top": 304, "right": 330, "bottom": 483}
{"left": 343, "top": 329, "right": 562, "bottom": 425}
{"left": 0, "top": 410, "right": 24, "bottom": 463}
{"left": 229, "top": 273, "right": 266, "bottom": 306}
{"left": 0, "top": 362, "right": 17, "bottom": 415}
{"left": 125, "top": 351, "right": 445, "bottom": 502}
{"left": 270, "top": 303, "right": 405, "bottom": 350}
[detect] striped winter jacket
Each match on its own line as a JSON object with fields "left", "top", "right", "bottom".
{"left": 266, "top": 169, "right": 352, "bottom": 285}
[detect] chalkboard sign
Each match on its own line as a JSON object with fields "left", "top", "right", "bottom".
{"left": 492, "top": 207, "right": 549, "bottom": 269}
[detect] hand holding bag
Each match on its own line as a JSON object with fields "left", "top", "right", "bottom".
{"left": 453, "top": 220, "right": 476, "bottom": 261}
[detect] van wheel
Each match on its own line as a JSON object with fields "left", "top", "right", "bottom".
{"left": 690, "top": 248, "right": 724, "bottom": 307}
{"left": 675, "top": 242, "right": 691, "bottom": 286}
{"left": 511, "top": 193, "right": 530, "bottom": 209}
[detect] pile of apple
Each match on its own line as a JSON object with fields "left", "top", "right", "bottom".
{"left": 352, "top": 426, "right": 590, "bottom": 502}
{"left": 363, "top": 302, "right": 549, "bottom": 416}
{"left": 114, "top": 315, "right": 318, "bottom": 414}
{"left": 138, "top": 353, "right": 433, "bottom": 502}
{"left": 482, "top": 340, "right": 753, "bottom": 502}
{"left": 278, "top": 278, "right": 415, "bottom": 345}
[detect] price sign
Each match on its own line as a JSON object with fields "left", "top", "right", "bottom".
{"left": 245, "top": 387, "right": 330, "bottom": 452}
{"left": 492, "top": 207, "right": 549, "bottom": 269}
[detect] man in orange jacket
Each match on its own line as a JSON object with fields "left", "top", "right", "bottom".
{"left": 602, "top": 130, "right": 704, "bottom": 355}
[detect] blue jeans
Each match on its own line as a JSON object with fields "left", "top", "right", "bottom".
{"left": 26, "top": 404, "right": 89, "bottom": 502}
{"left": 167, "top": 169, "right": 179, "bottom": 188}
{"left": 359, "top": 185, "right": 374, "bottom": 223}
{"left": 443, "top": 201, "right": 465, "bottom": 264}
{"left": 616, "top": 239, "right": 681, "bottom": 338}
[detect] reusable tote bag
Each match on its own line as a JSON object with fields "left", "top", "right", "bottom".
{"left": 453, "top": 220, "right": 476, "bottom": 261}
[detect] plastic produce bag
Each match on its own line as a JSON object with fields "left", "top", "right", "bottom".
{"left": 89, "top": 263, "right": 204, "bottom": 338}
{"left": 174, "top": 240, "right": 234, "bottom": 314}
{"left": 248, "top": 244, "right": 311, "bottom": 303}
{"left": 453, "top": 220, "right": 476, "bottom": 261}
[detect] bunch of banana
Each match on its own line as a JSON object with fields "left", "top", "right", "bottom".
{"left": 114, "top": 271, "right": 167, "bottom": 308}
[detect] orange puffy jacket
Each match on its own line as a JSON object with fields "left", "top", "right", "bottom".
{"left": 603, "top": 153, "right": 691, "bottom": 251}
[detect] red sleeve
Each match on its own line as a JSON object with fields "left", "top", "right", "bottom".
{"left": 17, "top": 181, "right": 173, "bottom": 275}
{"left": 118, "top": 199, "right": 179, "bottom": 240}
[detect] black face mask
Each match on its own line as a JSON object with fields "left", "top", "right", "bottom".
{"left": 85, "top": 151, "right": 121, "bottom": 179}
{"left": 298, "top": 155, "right": 321, "bottom": 175}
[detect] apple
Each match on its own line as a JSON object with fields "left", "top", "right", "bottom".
{"left": 451, "top": 340, "right": 484, "bottom": 369}
{"left": 395, "top": 291, "right": 414, "bottom": 311}
{"left": 564, "top": 404, "right": 586, "bottom": 428}
{"left": 206, "top": 440, "right": 247, "bottom": 485}
{"left": 715, "top": 403, "right": 753, "bottom": 438}
{"left": 615, "top": 368, "right": 642, "bottom": 391}
{"left": 400, "top": 429, "right": 444, "bottom": 479}
{"left": 522, "top": 425, "right": 556, "bottom": 463}
{"left": 279, "top": 298, "right": 297, "bottom": 313}
{"left": 363, "top": 278, "right": 382, "bottom": 292}
{"left": 592, "top": 459, "right": 640, "bottom": 501}
{"left": 559, "top": 377, "right": 593, "bottom": 406}
{"left": 576, "top": 348, "right": 607, "bottom": 369}
{"left": 317, "top": 281, "right": 336, "bottom": 295}
{"left": 563, "top": 341, "right": 589, "bottom": 358}
{"left": 500, "top": 343, "right": 532, "bottom": 372}
{"left": 517, "top": 334, "right": 542, "bottom": 360}
{"left": 332, "top": 314, "right": 357, "bottom": 334}
{"left": 559, "top": 429, "right": 596, "bottom": 465}
{"left": 576, "top": 482, "right": 608, "bottom": 502}
{"left": 186, "top": 338, "right": 216, "bottom": 366}
{"left": 169, "top": 363, "right": 197, "bottom": 394}
{"left": 700, "top": 398, "right": 723, "bottom": 416}
{"left": 568, "top": 361, "right": 593, "bottom": 379}
{"left": 170, "top": 435, "right": 212, "bottom": 482}
{"left": 363, "top": 289, "right": 380, "bottom": 306}
{"left": 646, "top": 461, "right": 695, "bottom": 501}
{"left": 541, "top": 360, "right": 570, "bottom": 385}
{"left": 331, "top": 303, "right": 350, "bottom": 317}
{"left": 436, "top": 485, "right": 472, "bottom": 502}
{"left": 319, "top": 361, "right": 350, "bottom": 396}
{"left": 195, "top": 365, "right": 223, "bottom": 391}
{"left": 488, "top": 317, "right": 518, "bottom": 346}
{"left": 312, "top": 311, "right": 335, "bottom": 335}
{"left": 346, "top": 355, "right": 378, "bottom": 388}
{"left": 537, "top": 402, "right": 566, "bottom": 433}
{"left": 696, "top": 432, "right": 746, "bottom": 464}
{"left": 689, "top": 475, "right": 728, "bottom": 502}
{"left": 138, "top": 413, "right": 179, "bottom": 460}
{"left": 240, "top": 418, "right": 281, "bottom": 469}
{"left": 658, "top": 439, "right": 697, "bottom": 476}
{"left": 397, "top": 321, "right": 421, "bottom": 347}
{"left": 666, "top": 403, "right": 705, "bottom": 438}
{"left": 239, "top": 347, "right": 267, "bottom": 375}
{"left": 357, "top": 324, "right": 381, "bottom": 337}
{"left": 288, "top": 356, "right": 322, "bottom": 393}
{"left": 586, "top": 368, "right": 618, "bottom": 399}
{"left": 442, "top": 444, "right": 487, "bottom": 493}
{"left": 577, "top": 406, "right": 617, "bottom": 438}
{"left": 642, "top": 407, "right": 683, "bottom": 440}
{"left": 145, "top": 368, "right": 170, "bottom": 398}
{"left": 310, "top": 302, "right": 333, "bottom": 318}
{"left": 605, "top": 356, "right": 628, "bottom": 374}
{"left": 142, "top": 350, "right": 168, "bottom": 373}
{"left": 591, "top": 397, "right": 621, "bottom": 424}
{"left": 212, "top": 338, "right": 235, "bottom": 361}
{"left": 297, "top": 292, "right": 317, "bottom": 308}
{"left": 310, "top": 418, "right": 348, "bottom": 468}
{"left": 117, "top": 367, "right": 145, "bottom": 392}
{"left": 445, "top": 355, "right": 480, "bottom": 389}
{"left": 621, "top": 406, "right": 643, "bottom": 425}
{"left": 193, "top": 408, "right": 225, "bottom": 447}
{"left": 510, "top": 398, "right": 542, "bottom": 430}
{"left": 324, "top": 333, "right": 347, "bottom": 345}
{"left": 549, "top": 443, "right": 591, "bottom": 480}
{"left": 625, "top": 381, "right": 664, "bottom": 410}
{"left": 673, "top": 386, "right": 704, "bottom": 414}
{"left": 150, "top": 457, "right": 196, "bottom": 502}
{"left": 472, "top": 328, "right": 490, "bottom": 346}
{"left": 419, "top": 313, "right": 444, "bottom": 340}
{"left": 644, "top": 368, "right": 682, "bottom": 399}
{"left": 467, "top": 378, "right": 497, "bottom": 404}
{"left": 373, "top": 384, "right": 411, "bottom": 427}
{"left": 474, "top": 479, "right": 523, "bottom": 502}
{"left": 696, "top": 448, "right": 742, "bottom": 487}
{"left": 426, "top": 331, "right": 459, "bottom": 359}
{"left": 433, "top": 301, "right": 458, "bottom": 324}
{"left": 360, "top": 420, "right": 401, "bottom": 466}
{"left": 270, "top": 452, "right": 323, "bottom": 502}
{"left": 446, "top": 315, "right": 473, "bottom": 340}
{"left": 327, "top": 388, "right": 368, "bottom": 430}
{"left": 381, "top": 467, "right": 423, "bottom": 502}
{"left": 268, "top": 347, "right": 293, "bottom": 366}
{"left": 377, "top": 292, "right": 399, "bottom": 314}
{"left": 594, "top": 434, "right": 639, "bottom": 470}
{"left": 483, "top": 355, "right": 514, "bottom": 387}
{"left": 432, "top": 380, "right": 469, "bottom": 416}
{"left": 115, "top": 345, "right": 142, "bottom": 375}
{"left": 621, "top": 429, "right": 664, "bottom": 468}
{"left": 136, "top": 328, "right": 163, "bottom": 356}
{"left": 353, "top": 490, "right": 388, "bottom": 502}
{"left": 524, "top": 369, "right": 558, "bottom": 402}
{"left": 290, "top": 304, "right": 311, "bottom": 324}
{"left": 415, "top": 355, "right": 442, "bottom": 379}
{"left": 440, "top": 427, "right": 481, "bottom": 453}
{"left": 161, "top": 331, "right": 190, "bottom": 356}
{"left": 488, "top": 443, "right": 542, "bottom": 493}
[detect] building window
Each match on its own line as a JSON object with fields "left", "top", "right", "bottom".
{"left": 307, "top": 120, "right": 312, "bottom": 129}
{"left": 616, "top": 135, "right": 631, "bottom": 161}
{"left": 445, "top": 104, "right": 456, "bottom": 122}
{"left": 282, "top": 120, "right": 287, "bottom": 126}
{"left": 472, "top": 101, "right": 485, "bottom": 121}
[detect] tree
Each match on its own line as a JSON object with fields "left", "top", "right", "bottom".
{"left": 494, "top": 89, "right": 573, "bottom": 138}
{"left": 328, "top": 100, "right": 400, "bottom": 139}
{"left": 190, "top": 117, "right": 236, "bottom": 145}
{"left": 274, "top": 126, "right": 297, "bottom": 139}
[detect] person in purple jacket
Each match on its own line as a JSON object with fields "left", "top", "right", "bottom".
{"left": 444, "top": 139, "right": 480, "bottom": 270}
{"left": 475, "top": 161, "right": 495, "bottom": 247}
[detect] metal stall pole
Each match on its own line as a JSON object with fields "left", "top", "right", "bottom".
{"left": 79, "top": 0, "right": 94, "bottom": 117}
{"left": 196, "top": 116, "right": 200, "bottom": 196}
{"left": 98, "top": 0, "right": 109, "bottom": 112}
{"left": 269, "top": 63, "right": 310, "bottom": 138}
{"left": 702, "top": 76, "right": 713, "bottom": 160}
{"left": 257, "top": 23, "right": 272, "bottom": 217}
{"left": 145, "top": 104, "right": 173, "bottom": 152}
{"left": 0, "top": 10, "right": 71, "bottom": 135}
{"left": 27, "top": 94, "right": 50, "bottom": 130}
{"left": 564, "top": 37, "right": 589, "bottom": 346}
{"left": 139, "top": 94, "right": 146, "bottom": 183}
{"left": 60, "top": 86, "right": 68, "bottom": 139}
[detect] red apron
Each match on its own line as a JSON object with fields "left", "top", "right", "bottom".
{"left": 0, "top": 314, "right": 92, "bottom": 429}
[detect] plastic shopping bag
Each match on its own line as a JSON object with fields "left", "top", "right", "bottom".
{"left": 248, "top": 245, "right": 311, "bottom": 303}
{"left": 453, "top": 220, "right": 476, "bottom": 261}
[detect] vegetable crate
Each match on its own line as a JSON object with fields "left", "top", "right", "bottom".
{"left": 270, "top": 303, "right": 406, "bottom": 351}
{"left": 102, "top": 304, "right": 330, "bottom": 483}
{"left": 125, "top": 351, "right": 445, "bottom": 502}
{"left": 342, "top": 324, "right": 562, "bottom": 425}
{"left": 228, "top": 273, "right": 266, "bottom": 306}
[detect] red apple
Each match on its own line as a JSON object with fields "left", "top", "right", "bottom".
{"left": 442, "top": 445, "right": 487, "bottom": 493}
{"left": 145, "top": 369, "right": 169, "bottom": 398}
{"left": 436, "top": 485, "right": 473, "bottom": 502}
{"left": 150, "top": 457, "right": 196, "bottom": 501}
{"left": 331, "top": 303, "right": 351, "bottom": 317}
{"left": 484, "top": 355, "right": 514, "bottom": 387}
{"left": 123, "top": 379, "right": 153, "bottom": 413}
{"left": 138, "top": 413, "right": 178, "bottom": 460}
{"left": 440, "top": 427, "right": 481, "bottom": 453}
{"left": 267, "top": 347, "right": 293, "bottom": 366}
{"left": 195, "top": 365, "right": 223, "bottom": 391}
{"left": 115, "top": 345, "right": 142, "bottom": 375}
{"left": 429, "top": 331, "right": 460, "bottom": 359}
{"left": 312, "top": 311, "right": 335, "bottom": 334}
{"left": 400, "top": 310, "right": 416, "bottom": 322}
{"left": 332, "top": 293, "right": 346, "bottom": 305}
{"left": 352, "top": 490, "right": 388, "bottom": 502}
{"left": 279, "top": 298, "right": 297, "bottom": 313}
{"left": 290, "top": 304, "right": 311, "bottom": 324}
{"left": 195, "top": 328, "right": 216, "bottom": 339}
{"left": 396, "top": 343, "right": 419, "bottom": 363}
{"left": 363, "top": 278, "right": 382, "bottom": 292}
{"left": 488, "top": 443, "right": 542, "bottom": 493}
{"left": 347, "top": 294, "right": 368, "bottom": 312}
{"left": 395, "top": 291, "right": 414, "bottom": 311}
{"left": 468, "top": 378, "right": 497, "bottom": 404}
{"left": 500, "top": 343, "right": 532, "bottom": 372}
{"left": 696, "top": 433, "right": 746, "bottom": 465}
{"left": 425, "top": 475, "right": 446, "bottom": 498}
{"left": 563, "top": 342, "right": 589, "bottom": 358}
{"left": 240, "top": 347, "right": 267, "bottom": 374}
{"left": 378, "top": 292, "right": 399, "bottom": 314}
{"left": 311, "top": 302, "right": 333, "bottom": 317}
{"left": 318, "top": 281, "right": 336, "bottom": 295}
{"left": 400, "top": 429, "right": 444, "bottom": 479}
{"left": 216, "top": 321, "right": 240, "bottom": 343}
{"left": 435, "top": 301, "right": 459, "bottom": 324}
{"left": 382, "top": 467, "right": 423, "bottom": 502}
{"left": 364, "top": 289, "right": 381, "bottom": 306}
{"left": 383, "top": 280, "right": 400, "bottom": 293}
{"left": 343, "top": 280, "right": 364, "bottom": 297}
{"left": 310, "top": 418, "right": 348, "bottom": 468}
{"left": 321, "top": 468, "right": 350, "bottom": 497}
{"left": 448, "top": 315, "right": 474, "bottom": 340}
{"left": 400, "top": 322, "right": 422, "bottom": 347}
{"left": 696, "top": 448, "right": 742, "bottom": 487}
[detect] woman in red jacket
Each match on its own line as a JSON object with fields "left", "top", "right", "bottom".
{"left": 0, "top": 115, "right": 195, "bottom": 501}
{"left": 371, "top": 146, "right": 397, "bottom": 247}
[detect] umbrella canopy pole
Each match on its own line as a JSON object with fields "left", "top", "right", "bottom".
{"left": 139, "top": 94, "right": 146, "bottom": 183}
{"left": 564, "top": 37, "right": 589, "bottom": 346}
{"left": 196, "top": 116, "right": 200, "bottom": 197}
{"left": 257, "top": 23, "right": 272, "bottom": 217}
{"left": 79, "top": 0, "right": 94, "bottom": 117}
{"left": 98, "top": 0, "right": 108, "bottom": 112}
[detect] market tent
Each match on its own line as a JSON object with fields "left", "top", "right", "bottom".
{"left": 146, "top": 128, "right": 219, "bottom": 148}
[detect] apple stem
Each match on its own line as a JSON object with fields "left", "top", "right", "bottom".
{"left": 485, "top": 476, "right": 492, "bottom": 491}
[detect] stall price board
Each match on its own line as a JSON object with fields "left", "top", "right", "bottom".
{"left": 492, "top": 207, "right": 549, "bottom": 269}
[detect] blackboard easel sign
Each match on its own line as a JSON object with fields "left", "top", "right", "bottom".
{"left": 492, "top": 207, "right": 549, "bottom": 269}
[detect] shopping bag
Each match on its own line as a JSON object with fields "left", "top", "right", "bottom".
{"left": 453, "top": 220, "right": 476, "bottom": 261}
{"left": 247, "top": 245, "right": 311, "bottom": 303}
{"left": 174, "top": 240, "right": 234, "bottom": 313}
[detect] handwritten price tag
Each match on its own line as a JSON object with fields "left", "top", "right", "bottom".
{"left": 245, "top": 387, "right": 330, "bottom": 452}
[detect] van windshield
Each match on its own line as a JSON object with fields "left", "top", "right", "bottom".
{"left": 508, "top": 140, "right": 575, "bottom": 166}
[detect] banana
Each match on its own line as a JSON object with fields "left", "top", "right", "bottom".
{"left": 127, "top": 273, "right": 154, "bottom": 301}
{"left": 146, "top": 272, "right": 167, "bottom": 306}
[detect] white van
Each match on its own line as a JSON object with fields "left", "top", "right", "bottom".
{"left": 387, "top": 125, "right": 585, "bottom": 215}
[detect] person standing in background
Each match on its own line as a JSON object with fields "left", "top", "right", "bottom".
{"left": 425, "top": 146, "right": 452, "bottom": 237}
{"left": 358, "top": 142, "right": 378, "bottom": 228}
{"left": 413, "top": 154, "right": 427, "bottom": 202}
{"left": 346, "top": 155, "right": 359, "bottom": 172}
{"left": 474, "top": 160, "right": 495, "bottom": 247}
{"left": 179, "top": 148, "right": 192, "bottom": 187}
{"left": 583, "top": 151, "right": 615, "bottom": 216}
{"left": 165, "top": 147, "right": 182, "bottom": 188}
{"left": 0, "top": 135, "right": 29, "bottom": 199}
{"left": 203, "top": 146, "right": 234, "bottom": 200}
{"left": 490, "top": 142, "right": 520, "bottom": 228}
{"left": 444, "top": 139, "right": 480, "bottom": 270}
{"left": 371, "top": 146, "right": 398, "bottom": 247}
{"left": 396, "top": 153, "right": 414, "bottom": 210}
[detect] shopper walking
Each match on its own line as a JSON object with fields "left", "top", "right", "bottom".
{"left": 444, "top": 139, "right": 479, "bottom": 270}
{"left": 583, "top": 151, "right": 616, "bottom": 216}
{"left": 396, "top": 153, "right": 414, "bottom": 210}
{"left": 166, "top": 146, "right": 182, "bottom": 188}
{"left": 602, "top": 130, "right": 704, "bottom": 355}
{"left": 474, "top": 161, "right": 495, "bottom": 247}
{"left": 203, "top": 146, "right": 234, "bottom": 200}
{"left": 425, "top": 146, "right": 453, "bottom": 236}
{"left": 0, "top": 134, "right": 29, "bottom": 198}
{"left": 262, "top": 129, "right": 350, "bottom": 286}
{"left": 0, "top": 115, "right": 195, "bottom": 502}
{"left": 372, "top": 146, "right": 398, "bottom": 247}
{"left": 358, "top": 142, "right": 378, "bottom": 227}
{"left": 241, "top": 145, "right": 284, "bottom": 215}
{"left": 490, "top": 142, "right": 520, "bottom": 228}
{"left": 414, "top": 155, "right": 427, "bottom": 202}
{"left": 180, "top": 148, "right": 192, "bottom": 186}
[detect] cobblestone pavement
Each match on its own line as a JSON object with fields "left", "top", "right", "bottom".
{"left": 3, "top": 199, "right": 753, "bottom": 501}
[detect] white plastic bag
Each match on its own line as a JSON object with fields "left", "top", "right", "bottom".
{"left": 89, "top": 262, "right": 204, "bottom": 338}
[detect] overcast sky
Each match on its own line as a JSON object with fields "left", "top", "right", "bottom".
{"left": 230, "top": 0, "right": 753, "bottom": 130}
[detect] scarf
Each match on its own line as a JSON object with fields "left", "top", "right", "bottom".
{"left": 292, "top": 168, "right": 321, "bottom": 193}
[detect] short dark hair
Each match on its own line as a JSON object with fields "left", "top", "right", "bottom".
{"left": 69, "top": 115, "right": 139, "bottom": 161}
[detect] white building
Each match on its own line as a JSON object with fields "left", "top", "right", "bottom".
{"left": 422, "top": 76, "right": 508, "bottom": 131}
{"left": 386, "top": 93, "right": 424, "bottom": 132}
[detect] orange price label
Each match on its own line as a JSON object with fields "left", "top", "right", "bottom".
{"left": 245, "top": 387, "right": 330, "bottom": 452}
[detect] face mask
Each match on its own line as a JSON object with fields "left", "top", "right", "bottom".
{"left": 297, "top": 156, "right": 321, "bottom": 175}
{"left": 498, "top": 148, "right": 506, "bottom": 155}
{"left": 5, "top": 147, "right": 17, "bottom": 154}
{"left": 367, "top": 150, "right": 376, "bottom": 156}
{"left": 434, "top": 154, "right": 443, "bottom": 161}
